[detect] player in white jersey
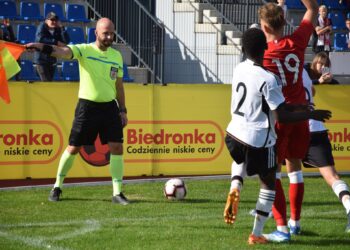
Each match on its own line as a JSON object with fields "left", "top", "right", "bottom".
{"left": 223, "top": 28, "right": 331, "bottom": 245}
{"left": 302, "top": 69, "right": 350, "bottom": 233}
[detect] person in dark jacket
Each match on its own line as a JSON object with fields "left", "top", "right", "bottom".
{"left": 34, "top": 12, "right": 70, "bottom": 81}
{"left": 0, "top": 18, "right": 16, "bottom": 42}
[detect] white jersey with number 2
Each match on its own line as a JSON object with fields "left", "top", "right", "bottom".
{"left": 226, "top": 59, "right": 285, "bottom": 148}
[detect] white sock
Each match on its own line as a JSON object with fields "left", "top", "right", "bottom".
{"left": 288, "top": 219, "right": 300, "bottom": 227}
{"left": 230, "top": 162, "right": 245, "bottom": 192}
{"left": 230, "top": 179, "right": 242, "bottom": 192}
{"left": 252, "top": 189, "right": 275, "bottom": 236}
{"left": 277, "top": 226, "right": 289, "bottom": 234}
{"left": 288, "top": 170, "right": 303, "bottom": 184}
{"left": 276, "top": 172, "right": 282, "bottom": 180}
{"left": 332, "top": 180, "right": 350, "bottom": 213}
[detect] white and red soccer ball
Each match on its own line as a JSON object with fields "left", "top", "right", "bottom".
{"left": 164, "top": 178, "right": 187, "bottom": 200}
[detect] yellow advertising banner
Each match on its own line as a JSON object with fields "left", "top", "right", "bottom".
{"left": 0, "top": 83, "right": 349, "bottom": 179}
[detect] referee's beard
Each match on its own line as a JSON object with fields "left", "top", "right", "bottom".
{"left": 98, "top": 37, "right": 113, "bottom": 49}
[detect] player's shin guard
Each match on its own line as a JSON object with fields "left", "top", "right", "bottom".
{"left": 272, "top": 173, "right": 287, "bottom": 226}
{"left": 288, "top": 170, "right": 304, "bottom": 221}
{"left": 252, "top": 189, "right": 276, "bottom": 236}
{"left": 110, "top": 154, "right": 124, "bottom": 196}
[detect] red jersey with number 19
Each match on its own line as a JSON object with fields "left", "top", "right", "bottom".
{"left": 263, "top": 19, "right": 314, "bottom": 104}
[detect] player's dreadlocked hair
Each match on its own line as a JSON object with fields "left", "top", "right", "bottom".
{"left": 242, "top": 28, "right": 267, "bottom": 60}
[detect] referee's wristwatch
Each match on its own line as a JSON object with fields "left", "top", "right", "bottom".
{"left": 119, "top": 107, "right": 127, "bottom": 114}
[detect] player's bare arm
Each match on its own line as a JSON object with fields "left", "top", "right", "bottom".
{"left": 25, "top": 42, "right": 72, "bottom": 60}
{"left": 301, "top": 0, "right": 319, "bottom": 25}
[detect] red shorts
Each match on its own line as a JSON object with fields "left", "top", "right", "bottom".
{"left": 275, "top": 120, "right": 310, "bottom": 163}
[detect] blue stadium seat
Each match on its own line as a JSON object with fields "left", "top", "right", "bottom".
{"left": 17, "top": 24, "right": 36, "bottom": 44}
{"left": 53, "top": 66, "right": 62, "bottom": 81}
{"left": 0, "top": 1, "right": 19, "bottom": 20}
{"left": 66, "top": 4, "right": 90, "bottom": 23}
{"left": 322, "top": 0, "right": 346, "bottom": 10}
{"left": 65, "top": 26, "right": 85, "bottom": 44}
{"left": 44, "top": 3, "right": 66, "bottom": 22}
{"left": 19, "top": 60, "right": 40, "bottom": 81}
{"left": 20, "top": 1, "right": 43, "bottom": 21}
{"left": 334, "top": 33, "right": 348, "bottom": 51}
{"left": 285, "top": 0, "right": 304, "bottom": 9}
{"left": 87, "top": 27, "right": 96, "bottom": 43}
{"left": 328, "top": 12, "right": 346, "bottom": 30}
{"left": 123, "top": 64, "right": 134, "bottom": 82}
{"left": 62, "top": 61, "right": 79, "bottom": 81}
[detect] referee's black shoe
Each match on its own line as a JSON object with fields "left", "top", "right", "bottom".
{"left": 112, "top": 192, "right": 129, "bottom": 205}
{"left": 48, "top": 187, "right": 62, "bottom": 202}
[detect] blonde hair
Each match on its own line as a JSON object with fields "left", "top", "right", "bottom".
{"left": 258, "top": 3, "right": 285, "bottom": 31}
{"left": 319, "top": 5, "right": 327, "bottom": 11}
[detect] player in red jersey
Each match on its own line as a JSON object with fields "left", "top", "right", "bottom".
{"left": 258, "top": 0, "right": 319, "bottom": 242}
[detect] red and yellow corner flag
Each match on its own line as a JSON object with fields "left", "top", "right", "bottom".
{"left": 0, "top": 41, "right": 26, "bottom": 104}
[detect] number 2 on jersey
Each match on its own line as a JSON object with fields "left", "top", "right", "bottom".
{"left": 272, "top": 53, "right": 300, "bottom": 86}
{"left": 233, "top": 82, "right": 247, "bottom": 116}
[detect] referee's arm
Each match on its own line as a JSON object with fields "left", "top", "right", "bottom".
{"left": 25, "top": 42, "right": 72, "bottom": 60}
{"left": 116, "top": 77, "right": 128, "bottom": 127}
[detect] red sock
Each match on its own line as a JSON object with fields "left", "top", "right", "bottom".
{"left": 272, "top": 178, "right": 287, "bottom": 226}
{"left": 289, "top": 182, "right": 304, "bottom": 221}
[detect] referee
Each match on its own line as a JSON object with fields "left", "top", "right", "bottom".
{"left": 26, "top": 18, "right": 129, "bottom": 205}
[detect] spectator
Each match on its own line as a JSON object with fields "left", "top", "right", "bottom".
{"left": 277, "top": 0, "right": 287, "bottom": 18}
{"left": 305, "top": 52, "right": 339, "bottom": 85}
{"left": 346, "top": 18, "right": 350, "bottom": 49}
{"left": 0, "top": 18, "right": 16, "bottom": 42}
{"left": 315, "top": 5, "right": 332, "bottom": 54}
{"left": 34, "top": 12, "right": 70, "bottom": 81}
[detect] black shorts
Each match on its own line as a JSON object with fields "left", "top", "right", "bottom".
{"left": 69, "top": 99, "right": 123, "bottom": 146}
{"left": 303, "top": 130, "right": 334, "bottom": 168}
{"left": 225, "top": 134, "right": 277, "bottom": 177}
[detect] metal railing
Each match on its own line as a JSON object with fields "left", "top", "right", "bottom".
{"left": 198, "top": 0, "right": 296, "bottom": 34}
{"left": 85, "top": 0, "right": 164, "bottom": 83}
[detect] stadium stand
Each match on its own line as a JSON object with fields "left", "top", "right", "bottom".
{"left": 123, "top": 63, "right": 134, "bottom": 82}
{"left": 0, "top": 0, "right": 19, "bottom": 20}
{"left": 322, "top": 0, "right": 347, "bottom": 10}
{"left": 20, "top": 1, "right": 43, "bottom": 21}
{"left": 53, "top": 67, "right": 62, "bottom": 81}
{"left": 285, "top": 0, "right": 304, "bottom": 9}
{"left": 66, "top": 3, "right": 90, "bottom": 23}
{"left": 87, "top": 27, "right": 96, "bottom": 43}
{"left": 44, "top": 2, "right": 66, "bottom": 22}
{"left": 65, "top": 26, "right": 85, "bottom": 44}
{"left": 334, "top": 33, "right": 348, "bottom": 51}
{"left": 328, "top": 11, "right": 346, "bottom": 30}
{"left": 62, "top": 60, "right": 79, "bottom": 81}
{"left": 17, "top": 24, "right": 36, "bottom": 44}
{"left": 19, "top": 60, "right": 40, "bottom": 81}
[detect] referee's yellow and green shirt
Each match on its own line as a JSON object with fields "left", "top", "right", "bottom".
{"left": 68, "top": 43, "right": 124, "bottom": 103}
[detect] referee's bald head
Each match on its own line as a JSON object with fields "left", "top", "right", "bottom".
{"left": 242, "top": 28, "right": 267, "bottom": 61}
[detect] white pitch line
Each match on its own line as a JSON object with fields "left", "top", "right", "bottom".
{"left": 2, "top": 172, "right": 350, "bottom": 191}
{"left": 0, "top": 230, "right": 69, "bottom": 250}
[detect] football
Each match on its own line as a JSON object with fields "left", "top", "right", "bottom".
{"left": 164, "top": 178, "right": 187, "bottom": 200}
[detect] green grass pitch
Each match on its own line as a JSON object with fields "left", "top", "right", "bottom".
{"left": 1, "top": 176, "right": 350, "bottom": 249}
